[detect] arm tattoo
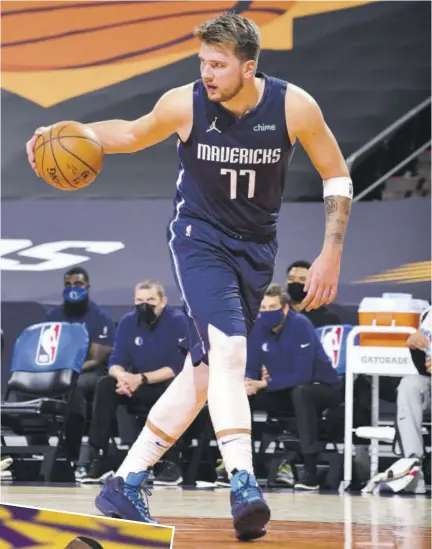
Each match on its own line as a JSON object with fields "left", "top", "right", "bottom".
{"left": 324, "top": 196, "right": 352, "bottom": 250}
{"left": 326, "top": 231, "right": 343, "bottom": 245}
{"left": 325, "top": 197, "right": 338, "bottom": 216}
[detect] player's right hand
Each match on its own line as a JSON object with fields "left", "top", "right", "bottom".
{"left": 26, "top": 126, "right": 49, "bottom": 176}
{"left": 302, "top": 252, "right": 340, "bottom": 311}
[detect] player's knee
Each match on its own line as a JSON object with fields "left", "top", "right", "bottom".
{"left": 208, "top": 324, "right": 246, "bottom": 372}
{"left": 225, "top": 337, "right": 246, "bottom": 371}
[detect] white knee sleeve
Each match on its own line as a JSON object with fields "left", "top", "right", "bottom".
{"left": 148, "top": 353, "right": 209, "bottom": 439}
{"left": 207, "top": 324, "right": 251, "bottom": 433}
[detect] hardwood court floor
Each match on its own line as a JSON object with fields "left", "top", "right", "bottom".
{"left": 1, "top": 484, "right": 430, "bottom": 548}
{"left": 169, "top": 517, "right": 430, "bottom": 548}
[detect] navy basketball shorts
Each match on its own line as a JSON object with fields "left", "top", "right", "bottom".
{"left": 167, "top": 215, "right": 278, "bottom": 365}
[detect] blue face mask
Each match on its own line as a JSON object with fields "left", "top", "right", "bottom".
{"left": 260, "top": 309, "right": 284, "bottom": 331}
{"left": 63, "top": 286, "right": 88, "bottom": 303}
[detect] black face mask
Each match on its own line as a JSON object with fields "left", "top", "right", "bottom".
{"left": 135, "top": 302, "right": 157, "bottom": 326}
{"left": 287, "top": 282, "right": 307, "bottom": 303}
{"left": 63, "top": 297, "right": 89, "bottom": 318}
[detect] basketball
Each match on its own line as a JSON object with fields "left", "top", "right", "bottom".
{"left": 34, "top": 121, "right": 104, "bottom": 191}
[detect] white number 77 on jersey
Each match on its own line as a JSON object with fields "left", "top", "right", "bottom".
{"left": 221, "top": 168, "right": 256, "bottom": 199}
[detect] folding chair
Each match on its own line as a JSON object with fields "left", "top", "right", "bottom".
{"left": 1, "top": 321, "right": 88, "bottom": 482}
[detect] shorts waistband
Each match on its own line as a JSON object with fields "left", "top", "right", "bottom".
{"left": 176, "top": 214, "right": 276, "bottom": 244}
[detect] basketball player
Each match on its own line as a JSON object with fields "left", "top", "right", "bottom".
{"left": 26, "top": 13, "right": 352, "bottom": 541}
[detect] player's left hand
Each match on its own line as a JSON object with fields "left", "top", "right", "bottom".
{"left": 302, "top": 252, "right": 340, "bottom": 312}
{"left": 425, "top": 356, "right": 431, "bottom": 374}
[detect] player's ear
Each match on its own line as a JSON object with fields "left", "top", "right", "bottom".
{"left": 243, "top": 60, "right": 256, "bottom": 79}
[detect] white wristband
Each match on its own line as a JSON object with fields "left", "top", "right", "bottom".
{"left": 323, "top": 176, "right": 353, "bottom": 199}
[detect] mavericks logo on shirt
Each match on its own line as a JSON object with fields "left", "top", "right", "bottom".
{"left": 197, "top": 144, "right": 281, "bottom": 165}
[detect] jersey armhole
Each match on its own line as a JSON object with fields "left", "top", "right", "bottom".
{"left": 283, "top": 82, "right": 295, "bottom": 149}
{"left": 177, "top": 132, "right": 192, "bottom": 147}
{"left": 176, "top": 80, "right": 199, "bottom": 147}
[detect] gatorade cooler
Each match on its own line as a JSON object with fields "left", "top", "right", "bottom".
{"left": 358, "top": 293, "right": 429, "bottom": 347}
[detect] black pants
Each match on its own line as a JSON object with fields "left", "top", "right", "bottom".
{"left": 89, "top": 375, "right": 171, "bottom": 454}
{"left": 250, "top": 383, "right": 343, "bottom": 456}
{"left": 64, "top": 370, "right": 105, "bottom": 461}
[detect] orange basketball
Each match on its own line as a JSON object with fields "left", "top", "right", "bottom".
{"left": 34, "top": 121, "right": 104, "bottom": 191}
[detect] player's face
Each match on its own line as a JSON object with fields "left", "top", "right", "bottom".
{"left": 135, "top": 287, "right": 167, "bottom": 317}
{"left": 199, "top": 42, "right": 254, "bottom": 103}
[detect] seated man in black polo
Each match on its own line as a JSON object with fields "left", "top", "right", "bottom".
{"left": 46, "top": 266, "right": 116, "bottom": 474}
{"left": 245, "top": 283, "right": 343, "bottom": 490}
{"left": 82, "top": 279, "right": 188, "bottom": 484}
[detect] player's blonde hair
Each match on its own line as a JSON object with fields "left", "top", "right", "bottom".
{"left": 194, "top": 12, "right": 261, "bottom": 62}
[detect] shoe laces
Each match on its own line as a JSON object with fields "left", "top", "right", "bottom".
{"left": 233, "top": 472, "right": 262, "bottom": 503}
{"left": 124, "top": 483, "right": 153, "bottom": 519}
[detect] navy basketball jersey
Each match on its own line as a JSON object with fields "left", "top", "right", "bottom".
{"left": 173, "top": 72, "right": 295, "bottom": 239}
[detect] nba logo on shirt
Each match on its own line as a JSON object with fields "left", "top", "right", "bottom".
{"left": 35, "top": 323, "right": 62, "bottom": 366}
{"left": 321, "top": 326, "right": 343, "bottom": 369}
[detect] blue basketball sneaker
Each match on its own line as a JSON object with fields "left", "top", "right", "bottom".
{"left": 230, "top": 470, "right": 270, "bottom": 541}
{"left": 95, "top": 471, "right": 158, "bottom": 524}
